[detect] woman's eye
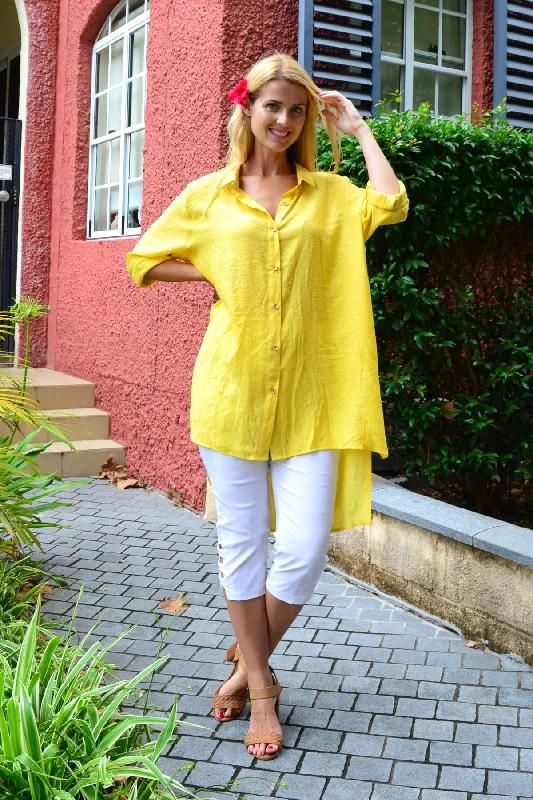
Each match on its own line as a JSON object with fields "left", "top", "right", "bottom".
{"left": 266, "top": 103, "right": 278, "bottom": 110}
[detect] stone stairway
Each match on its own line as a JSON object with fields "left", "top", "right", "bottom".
{"left": 0, "top": 368, "right": 126, "bottom": 477}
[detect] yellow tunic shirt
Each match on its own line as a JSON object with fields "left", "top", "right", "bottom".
{"left": 126, "top": 162, "right": 409, "bottom": 533}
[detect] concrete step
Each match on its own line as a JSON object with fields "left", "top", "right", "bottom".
{"left": 0, "top": 407, "right": 110, "bottom": 443}
{"left": 34, "top": 439, "right": 127, "bottom": 479}
{"left": 0, "top": 368, "right": 95, "bottom": 410}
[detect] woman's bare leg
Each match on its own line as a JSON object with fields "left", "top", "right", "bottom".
{"left": 216, "top": 589, "right": 304, "bottom": 756}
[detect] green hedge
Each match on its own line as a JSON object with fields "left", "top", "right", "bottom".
{"left": 317, "top": 103, "right": 533, "bottom": 521}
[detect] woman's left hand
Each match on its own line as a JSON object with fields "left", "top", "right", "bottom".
{"left": 317, "top": 90, "right": 366, "bottom": 136}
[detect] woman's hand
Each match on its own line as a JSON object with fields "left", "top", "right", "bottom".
{"left": 317, "top": 90, "right": 367, "bottom": 136}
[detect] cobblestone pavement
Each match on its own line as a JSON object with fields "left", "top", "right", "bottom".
{"left": 32, "top": 477, "right": 533, "bottom": 800}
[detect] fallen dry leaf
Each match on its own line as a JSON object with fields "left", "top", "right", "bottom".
{"left": 99, "top": 458, "right": 145, "bottom": 489}
{"left": 16, "top": 582, "right": 54, "bottom": 602}
{"left": 159, "top": 592, "right": 189, "bottom": 614}
{"left": 464, "top": 639, "right": 485, "bottom": 650}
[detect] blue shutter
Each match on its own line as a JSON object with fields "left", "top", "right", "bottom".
{"left": 299, "top": 0, "right": 382, "bottom": 116}
{"left": 494, "top": 0, "right": 533, "bottom": 128}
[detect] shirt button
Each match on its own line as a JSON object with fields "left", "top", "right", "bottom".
{"left": 273, "top": 303, "right": 279, "bottom": 309}
{"left": 283, "top": 201, "right": 289, "bottom": 206}
{"left": 271, "top": 227, "right": 277, "bottom": 232}
{"left": 272, "top": 266, "right": 278, "bottom": 271}
{"left": 270, "top": 388, "right": 276, "bottom": 393}
{"left": 273, "top": 345, "right": 279, "bottom": 350}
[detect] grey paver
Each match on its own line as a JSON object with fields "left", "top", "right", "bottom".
{"left": 33, "top": 477, "right": 533, "bottom": 800}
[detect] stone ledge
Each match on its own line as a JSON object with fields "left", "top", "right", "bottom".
{"left": 372, "top": 479, "right": 533, "bottom": 568}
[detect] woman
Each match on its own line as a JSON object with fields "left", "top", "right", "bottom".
{"left": 126, "top": 51, "right": 408, "bottom": 761}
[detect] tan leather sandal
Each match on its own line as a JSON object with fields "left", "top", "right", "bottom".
{"left": 212, "top": 641, "right": 248, "bottom": 721}
{"left": 244, "top": 668, "right": 283, "bottom": 761}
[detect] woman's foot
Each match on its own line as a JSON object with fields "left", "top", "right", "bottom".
{"left": 246, "top": 671, "right": 282, "bottom": 758}
{"left": 214, "top": 661, "right": 248, "bottom": 720}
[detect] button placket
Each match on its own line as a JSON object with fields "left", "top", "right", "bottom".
{"left": 268, "top": 218, "right": 281, "bottom": 404}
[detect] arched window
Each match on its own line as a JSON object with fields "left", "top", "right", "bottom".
{"left": 88, "top": 0, "right": 149, "bottom": 238}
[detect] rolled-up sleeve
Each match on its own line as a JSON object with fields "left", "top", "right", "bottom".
{"left": 345, "top": 177, "right": 409, "bottom": 243}
{"left": 126, "top": 187, "right": 193, "bottom": 288}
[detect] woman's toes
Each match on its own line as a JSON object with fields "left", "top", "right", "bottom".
{"left": 266, "top": 744, "right": 278, "bottom": 754}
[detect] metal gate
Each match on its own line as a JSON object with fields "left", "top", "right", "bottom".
{"left": 0, "top": 116, "right": 22, "bottom": 359}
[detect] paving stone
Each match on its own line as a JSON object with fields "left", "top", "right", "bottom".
{"left": 481, "top": 670, "right": 519, "bottom": 687}
{"left": 499, "top": 725, "right": 533, "bottom": 747}
{"left": 478, "top": 704, "right": 518, "bottom": 726}
{"left": 315, "top": 690, "right": 354, "bottom": 710}
{"left": 379, "top": 679, "right": 419, "bottom": 697}
{"left": 438, "top": 766, "right": 486, "bottom": 793}
{"left": 297, "top": 728, "right": 342, "bottom": 752}
{"left": 392, "top": 761, "right": 438, "bottom": 788}
{"left": 341, "top": 732, "right": 384, "bottom": 757}
{"left": 418, "top": 681, "right": 456, "bottom": 701}
{"left": 475, "top": 744, "right": 519, "bottom": 771}
{"left": 328, "top": 710, "right": 371, "bottom": 733}
{"left": 276, "top": 772, "right": 326, "bottom": 800}
{"left": 421, "top": 792, "right": 467, "bottom": 800}
{"left": 396, "top": 697, "right": 437, "bottom": 718}
{"left": 369, "top": 662, "right": 407, "bottom": 679}
{"left": 346, "top": 755, "right": 392, "bottom": 781}
{"left": 429, "top": 741, "right": 473, "bottom": 766}
{"left": 289, "top": 707, "right": 332, "bottom": 729}
{"left": 383, "top": 737, "right": 429, "bottom": 761}
{"left": 353, "top": 694, "right": 395, "bottom": 714}
{"left": 300, "top": 751, "right": 346, "bottom": 776}
{"left": 371, "top": 787, "right": 420, "bottom": 800}
{"left": 486, "top": 770, "right": 533, "bottom": 796}
{"left": 437, "top": 701, "right": 477, "bottom": 722}
{"left": 370, "top": 715, "right": 413, "bottom": 738}
{"left": 183, "top": 760, "right": 236, "bottom": 788}
{"left": 322, "top": 777, "right": 372, "bottom": 800}
{"left": 302, "top": 673, "right": 342, "bottom": 692}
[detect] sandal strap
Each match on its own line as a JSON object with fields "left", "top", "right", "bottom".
{"left": 213, "top": 691, "right": 247, "bottom": 709}
{"left": 244, "top": 731, "right": 283, "bottom": 747}
{"left": 248, "top": 682, "right": 281, "bottom": 701}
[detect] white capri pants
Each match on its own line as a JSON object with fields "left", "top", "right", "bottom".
{"left": 198, "top": 445, "right": 340, "bottom": 605}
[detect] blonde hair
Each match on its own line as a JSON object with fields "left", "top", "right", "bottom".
{"left": 224, "top": 51, "right": 343, "bottom": 173}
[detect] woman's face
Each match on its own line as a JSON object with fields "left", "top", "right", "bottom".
{"left": 244, "top": 78, "right": 308, "bottom": 153}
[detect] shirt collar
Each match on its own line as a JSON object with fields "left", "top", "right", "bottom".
{"left": 215, "top": 161, "right": 316, "bottom": 190}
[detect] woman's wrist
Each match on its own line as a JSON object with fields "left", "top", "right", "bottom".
{"left": 350, "top": 120, "right": 373, "bottom": 140}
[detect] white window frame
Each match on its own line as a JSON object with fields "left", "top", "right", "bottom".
{"left": 381, "top": 0, "right": 472, "bottom": 116}
{"left": 87, "top": 1, "right": 149, "bottom": 239}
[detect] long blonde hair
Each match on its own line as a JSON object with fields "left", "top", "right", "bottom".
{"left": 224, "top": 52, "right": 343, "bottom": 173}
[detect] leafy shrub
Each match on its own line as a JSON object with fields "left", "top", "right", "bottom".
{"left": 0, "top": 586, "right": 228, "bottom": 799}
{"left": 1, "top": 299, "right": 90, "bottom": 556}
{"left": 318, "top": 102, "right": 533, "bottom": 519}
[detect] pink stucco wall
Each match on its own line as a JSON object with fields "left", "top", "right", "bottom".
{"left": 19, "top": 0, "right": 493, "bottom": 513}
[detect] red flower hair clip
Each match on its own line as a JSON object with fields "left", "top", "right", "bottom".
{"left": 228, "top": 78, "right": 251, "bottom": 105}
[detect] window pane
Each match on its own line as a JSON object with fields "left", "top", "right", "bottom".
{"left": 380, "top": 61, "right": 402, "bottom": 103}
{"left": 110, "top": 186, "right": 120, "bottom": 231}
{"left": 110, "top": 137, "right": 121, "bottom": 183}
{"left": 442, "top": 14, "right": 465, "bottom": 69}
{"left": 95, "top": 141, "right": 110, "bottom": 185}
{"left": 443, "top": 0, "right": 466, "bottom": 11}
{"left": 94, "top": 187, "right": 109, "bottom": 232}
{"left": 96, "top": 20, "right": 109, "bottom": 41}
{"left": 128, "top": 0, "right": 145, "bottom": 21}
{"left": 111, "top": 1, "right": 126, "bottom": 32}
{"left": 128, "top": 76, "right": 144, "bottom": 126}
{"left": 129, "top": 129, "right": 144, "bottom": 179}
{"left": 382, "top": 0, "right": 404, "bottom": 58}
{"left": 108, "top": 86, "right": 123, "bottom": 133}
{"left": 414, "top": 7, "right": 439, "bottom": 64}
{"left": 110, "top": 40, "right": 123, "bottom": 86}
{"left": 95, "top": 95, "right": 108, "bottom": 138}
{"left": 438, "top": 73, "right": 463, "bottom": 116}
{"left": 127, "top": 180, "right": 142, "bottom": 228}
{"left": 96, "top": 48, "right": 109, "bottom": 93}
{"left": 129, "top": 27, "right": 145, "bottom": 77}
{"left": 413, "top": 67, "right": 436, "bottom": 110}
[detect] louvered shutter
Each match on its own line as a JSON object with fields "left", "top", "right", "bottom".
{"left": 298, "top": 0, "right": 382, "bottom": 116}
{"left": 494, "top": 0, "right": 533, "bottom": 128}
